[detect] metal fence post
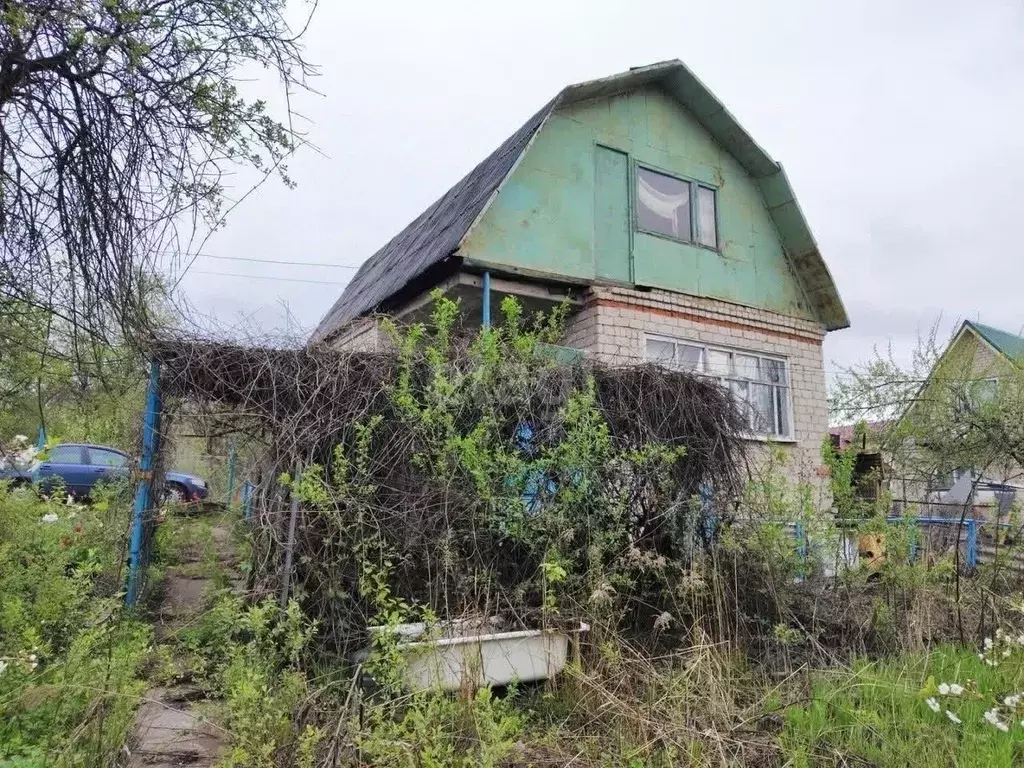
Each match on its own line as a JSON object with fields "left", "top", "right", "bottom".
{"left": 967, "top": 518, "right": 978, "bottom": 570}
{"left": 909, "top": 517, "right": 919, "bottom": 562}
{"left": 241, "top": 480, "right": 254, "bottom": 520}
{"left": 226, "top": 437, "right": 238, "bottom": 505}
{"left": 482, "top": 271, "right": 492, "bottom": 330}
{"left": 795, "top": 520, "right": 808, "bottom": 577}
{"left": 127, "top": 360, "right": 161, "bottom": 607}
{"left": 699, "top": 481, "right": 716, "bottom": 543}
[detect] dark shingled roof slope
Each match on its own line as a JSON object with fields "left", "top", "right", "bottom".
{"left": 309, "top": 99, "right": 554, "bottom": 343}
{"left": 311, "top": 60, "right": 849, "bottom": 344}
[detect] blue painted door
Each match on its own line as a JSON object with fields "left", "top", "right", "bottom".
{"left": 36, "top": 444, "right": 93, "bottom": 495}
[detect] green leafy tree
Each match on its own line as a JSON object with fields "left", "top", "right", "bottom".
{"left": 0, "top": 296, "right": 143, "bottom": 447}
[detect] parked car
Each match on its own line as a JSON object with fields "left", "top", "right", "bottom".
{"left": 25, "top": 443, "right": 209, "bottom": 501}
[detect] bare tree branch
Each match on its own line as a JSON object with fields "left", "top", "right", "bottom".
{"left": 0, "top": 0, "right": 317, "bottom": 344}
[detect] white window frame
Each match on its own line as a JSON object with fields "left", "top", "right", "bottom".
{"left": 645, "top": 334, "right": 795, "bottom": 441}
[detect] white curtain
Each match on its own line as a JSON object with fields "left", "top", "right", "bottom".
{"left": 637, "top": 174, "right": 688, "bottom": 237}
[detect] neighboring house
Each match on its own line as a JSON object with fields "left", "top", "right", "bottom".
{"left": 895, "top": 320, "right": 1024, "bottom": 516}
{"left": 872, "top": 321, "right": 1024, "bottom": 520}
{"left": 311, "top": 60, "right": 849, "bottom": 485}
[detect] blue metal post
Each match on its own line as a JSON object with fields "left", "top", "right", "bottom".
{"left": 966, "top": 518, "right": 978, "bottom": 570}
{"left": 795, "top": 521, "right": 807, "bottom": 577}
{"left": 909, "top": 518, "right": 919, "bottom": 562}
{"left": 35, "top": 426, "right": 46, "bottom": 450}
{"left": 226, "top": 437, "right": 238, "bottom": 505}
{"left": 241, "top": 481, "right": 254, "bottom": 520}
{"left": 482, "top": 271, "right": 491, "bottom": 330}
{"left": 699, "top": 482, "right": 716, "bottom": 542}
{"left": 126, "top": 360, "right": 161, "bottom": 606}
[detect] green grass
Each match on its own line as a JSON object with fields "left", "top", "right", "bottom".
{"left": 782, "top": 646, "right": 1024, "bottom": 767}
{"left": 0, "top": 486, "right": 152, "bottom": 766}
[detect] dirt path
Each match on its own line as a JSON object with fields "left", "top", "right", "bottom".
{"left": 127, "top": 508, "right": 243, "bottom": 768}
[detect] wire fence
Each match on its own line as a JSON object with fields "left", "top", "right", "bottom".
{"left": 784, "top": 512, "right": 1022, "bottom": 576}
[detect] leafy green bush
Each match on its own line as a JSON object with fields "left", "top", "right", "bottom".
{"left": 358, "top": 687, "right": 525, "bottom": 768}
{"left": 176, "top": 592, "right": 321, "bottom": 767}
{"left": 0, "top": 485, "right": 150, "bottom": 766}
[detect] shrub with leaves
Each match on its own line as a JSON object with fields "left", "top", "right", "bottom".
{"left": 271, "top": 295, "right": 747, "bottom": 654}
{"left": 176, "top": 592, "right": 321, "bottom": 767}
{"left": 0, "top": 485, "right": 150, "bottom": 766}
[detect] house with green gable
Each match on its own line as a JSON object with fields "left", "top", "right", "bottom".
{"left": 312, "top": 60, "right": 849, "bottom": 483}
{"left": 898, "top": 320, "right": 1024, "bottom": 510}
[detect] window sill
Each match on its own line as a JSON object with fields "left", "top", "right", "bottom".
{"left": 635, "top": 226, "right": 720, "bottom": 254}
{"left": 741, "top": 434, "right": 798, "bottom": 445}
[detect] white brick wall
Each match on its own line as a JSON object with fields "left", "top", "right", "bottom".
{"left": 324, "top": 315, "right": 390, "bottom": 352}
{"left": 562, "top": 286, "right": 830, "bottom": 497}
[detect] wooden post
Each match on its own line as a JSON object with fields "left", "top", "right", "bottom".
{"left": 280, "top": 470, "right": 300, "bottom": 608}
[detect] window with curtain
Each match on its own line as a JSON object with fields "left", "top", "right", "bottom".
{"left": 646, "top": 335, "right": 792, "bottom": 438}
{"left": 635, "top": 166, "right": 717, "bottom": 248}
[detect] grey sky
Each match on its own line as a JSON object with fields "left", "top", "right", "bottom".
{"left": 176, "top": 0, "right": 1024, "bottom": 374}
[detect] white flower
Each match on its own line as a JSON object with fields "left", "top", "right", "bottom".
{"left": 949, "top": 684, "right": 965, "bottom": 696}
{"left": 0, "top": 660, "right": 7, "bottom": 675}
{"left": 41, "top": 513, "right": 58, "bottom": 523}
{"left": 926, "top": 697, "right": 940, "bottom": 712}
{"left": 984, "top": 708, "right": 1010, "bottom": 731}
{"left": 946, "top": 710, "right": 962, "bottom": 724}
{"left": 1005, "top": 695, "right": 1020, "bottom": 708}
{"left": 13, "top": 435, "right": 28, "bottom": 443}
{"left": 939, "top": 683, "right": 950, "bottom": 695}
{"left": 1004, "top": 648, "right": 1013, "bottom": 658}
{"left": 27, "top": 654, "right": 36, "bottom": 662}
{"left": 980, "top": 653, "right": 986, "bottom": 661}
{"left": 985, "top": 637, "right": 995, "bottom": 650}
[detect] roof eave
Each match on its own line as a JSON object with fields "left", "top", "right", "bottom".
{"left": 758, "top": 166, "right": 850, "bottom": 331}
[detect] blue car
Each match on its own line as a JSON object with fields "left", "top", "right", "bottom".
{"left": 23, "top": 443, "right": 209, "bottom": 502}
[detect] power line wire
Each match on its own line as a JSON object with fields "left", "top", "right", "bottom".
{"left": 189, "top": 270, "right": 348, "bottom": 286}
{"left": 203, "top": 254, "right": 362, "bottom": 269}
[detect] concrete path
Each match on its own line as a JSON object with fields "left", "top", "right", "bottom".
{"left": 127, "top": 508, "right": 242, "bottom": 768}
{"left": 128, "top": 687, "right": 226, "bottom": 766}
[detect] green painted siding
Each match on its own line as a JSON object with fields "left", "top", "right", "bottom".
{"left": 459, "top": 86, "right": 815, "bottom": 320}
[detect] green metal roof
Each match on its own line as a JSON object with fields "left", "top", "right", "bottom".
{"left": 966, "top": 321, "right": 1024, "bottom": 362}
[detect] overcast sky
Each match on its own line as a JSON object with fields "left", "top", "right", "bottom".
{"left": 175, "top": 0, "right": 1024, "bottom": 375}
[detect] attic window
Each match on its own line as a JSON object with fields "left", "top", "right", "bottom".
{"left": 635, "top": 166, "right": 717, "bottom": 249}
